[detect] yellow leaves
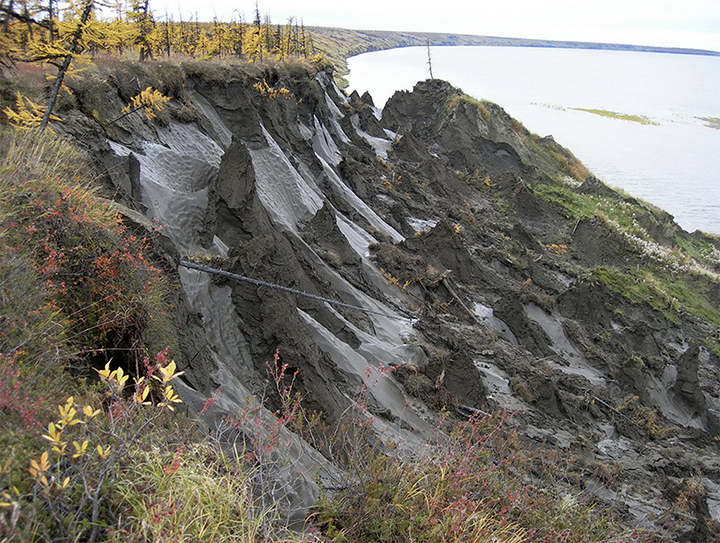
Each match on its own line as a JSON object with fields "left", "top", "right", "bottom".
{"left": 133, "top": 376, "right": 152, "bottom": 405}
{"left": 107, "top": 87, "right": 171, "bottom": 126}
{"left": 253, "top": 79, "right": 294, "bottom": 100}
{"left": 42, "top": 395, "right": 106, "bottom": 460}
{"left": 58, "top": 396, "right": 83, "bottom": 427}
{"left": 380, "top": 268, "right": 412, "bottom": 294}
{"left": 0, "top": 489, "right": 17, "bottom": 508}
{"left": 96, "top": 444, "right": 111, "bottom": 460}
{"left": 28, "top": 452, "right": 50, "bottom": 479}
{"left": 0, "top": 459, "right": 12, "bottom": 475}
{"left": 153, "top": 359, "right": 184, "bottom": 411}
{"left": 96, "top": 361, "right": 129, "bottom": 394}
{"left": 43, "top": 422, "right": 62, "bottom": 443}
{"left": 544, "top": 243, "right": 569, "bottom": 255}
{"left": 43, "top": 418, "right": 68, "bottom": 456}
{"left": 159, "top": 385, "right": 182, "bottom": 411}
{"left": 3, "top": 93, "right": 61, "bottom": 131}
{"left": 28, "top": 452, "right": 70, "bottom": 489}
{"left": 27, "top": 41, "right": 71, "bottom": 61}
{"left": 277, "top": 87, "right": 293, "bottom": 99}
{"left": 72, "top": 440, "right": 89, "bottom": 458}
{"left": 97, "top": 357, "right": 183, "bottom": 411}
{"left": 96, "top": 362, "right": 111, "bottom": 380}
{"left": 83, "top": 405, "right": 101, "bottom": 419}
{"left": 242, "top": 27, "right": 263, "bottom": 62}
{"left": 154, "top": 360, "right": 184, "bottom": 384}
{"left": 121, "top": 87, "right": 171, "bottom": 120}
{"left": 19, "top": 350, "right": 184, "bottom": 502}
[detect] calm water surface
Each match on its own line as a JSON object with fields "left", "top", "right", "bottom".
{"left": 347, "top": 46, "right": 720, "bottom": 234}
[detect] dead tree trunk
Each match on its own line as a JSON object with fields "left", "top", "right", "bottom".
{"left": 40, "top": 0, "right": 94, "bottom": 132}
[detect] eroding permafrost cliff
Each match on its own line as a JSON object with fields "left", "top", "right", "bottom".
{"left": 81, "top": 63, "right": 720, "bottom": 536}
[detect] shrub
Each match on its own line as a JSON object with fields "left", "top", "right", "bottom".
{"left": 0, "top": 127, "right": 175, "bottom": 369}
{"left": 314, "top": 411, "right": 658, "bottom": 542}
{"left": 0, "top": 127, "right": 178, "bottom": 535}
{"left": 0, "top": 352, "right": 311, "bottom": 542}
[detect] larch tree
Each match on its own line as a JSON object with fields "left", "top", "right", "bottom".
{"left": 126, "top": 0, "right": 152, "bottom": 60}
{"left": 39, "top": 0, "right": 95, "bottom": 131}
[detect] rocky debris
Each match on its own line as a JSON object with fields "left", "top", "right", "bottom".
{"left": 65, "top": 65, "right": 720, "bottom": 537}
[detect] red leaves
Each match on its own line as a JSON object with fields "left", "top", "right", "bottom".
{"left": 163, "top": 446, "right": 185, "bottom": 475}
{"left": 4, "top": 176, "right": 168, "bottom": 351}
{"left": 0, "top": 354, "right": 46, "bottom": 429}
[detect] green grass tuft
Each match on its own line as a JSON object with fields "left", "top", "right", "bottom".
{"left": 571, "top": 108, "right": 659, "bottom": 125}
{"left": 697, "top": 116, "right": 720, "bottom": 130}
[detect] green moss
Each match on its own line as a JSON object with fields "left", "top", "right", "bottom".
{"left": 591, "top": 266, "right": 676, "bottom": 321}
{"left": 533, "top": 183, "right": 649, "bottom": 236}
{"left": 652, "top": 271, "right": 720, "bottom": 327}
{"left": 706, "top": 337, "right": 720, "bottom": 358}
{"left": 592, "top": 265, "right": 720, "bottom": 327}
{"left": 535, "top": 179, "right": 720, "bottom": 327}
{"left": 674, "top": 233, "right": 720, "bottom": 270}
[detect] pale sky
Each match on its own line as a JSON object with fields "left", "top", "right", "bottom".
{"left": 153, "top": 0, "right": 720, "bottom": 52}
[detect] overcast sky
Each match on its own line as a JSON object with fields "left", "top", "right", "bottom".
{"left": 152, "top": 0, "right": 720, "bottom": 52}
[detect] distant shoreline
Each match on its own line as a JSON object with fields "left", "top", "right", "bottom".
{"left": 309, "top": 27, "right": 720, "bottom": 82}
{"left": 351, "top": 31, "right": 720, "bottom": 58}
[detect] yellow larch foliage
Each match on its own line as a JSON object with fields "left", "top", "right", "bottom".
{"left": 3, "top": 94, "right": 62, "bottom": 131}
{"left": 121, "top": 87, "right": 171, "bottom": 120}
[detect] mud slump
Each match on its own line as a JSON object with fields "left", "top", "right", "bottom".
{"left": 94, "top": 69, "right": 720, "bottom": 535}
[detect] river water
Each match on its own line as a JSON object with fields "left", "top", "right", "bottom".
{"left": 347, "top": 46, "right": 720, "bottom": 234}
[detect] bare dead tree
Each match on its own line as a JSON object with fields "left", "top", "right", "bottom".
{"left": 39, "top": 0, "right": 94, "bottom": 132}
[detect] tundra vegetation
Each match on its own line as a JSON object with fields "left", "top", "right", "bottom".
{"left": 1, "top": 2, "right": 720, "bottom": 542}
